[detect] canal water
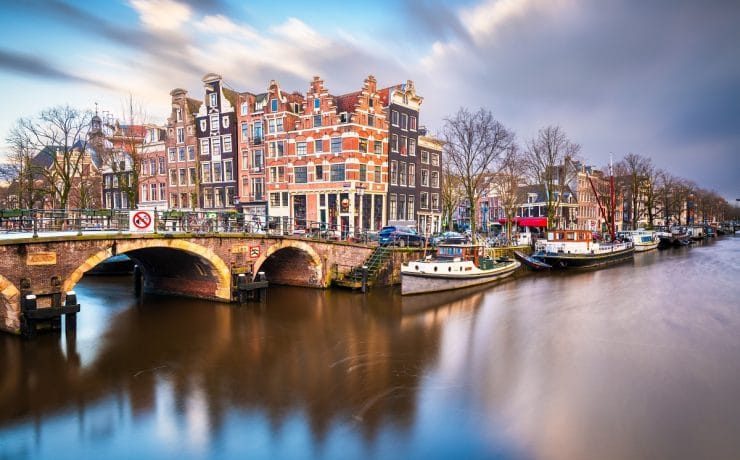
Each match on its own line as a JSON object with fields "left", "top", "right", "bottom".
{"left": 1, "top": 237, "right": 739, "bottom": 460}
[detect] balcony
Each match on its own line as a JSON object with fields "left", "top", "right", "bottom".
{"left": 252, "top": 136, "right": 263, "bottom": 145}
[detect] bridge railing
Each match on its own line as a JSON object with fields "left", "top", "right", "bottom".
{"left": 0, "top": 209, "right": 380, "bottom": 244}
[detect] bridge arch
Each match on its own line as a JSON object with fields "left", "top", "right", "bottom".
{"left": 0, "top": 275, "right": 21, "bottom": 332}
{"left": 254, "top": 240, "right": 326, "bottom": 287}
{"left": 64, "top": 239, "right": 232, "bottom": 301}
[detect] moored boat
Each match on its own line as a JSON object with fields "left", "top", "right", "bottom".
{"left": 619, "top": 229, "right": 659, "bottom": 252}
{"left": 532, "top": 229, "right": 634, "bottom": 269}
{"left": 400, "top": 243, "right": 520, "bottom": 295}
{"left": 513, "top": 250, "right": 552, "bottom": 270}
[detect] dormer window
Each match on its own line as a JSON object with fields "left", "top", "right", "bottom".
{"left": 209, "top": 93, "right": 217, "bottom": 107}
{"left": 270, "top": 98, "right": 278, "bottom": 112}
{"left": 240, "top": 102, "right": 248, "bottom": 116}
{"left": 175, "top": 108, "right": 182, "bottom": 122}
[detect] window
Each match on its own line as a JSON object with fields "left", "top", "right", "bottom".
{"left": 226, "top": 186, "right": 235, "bottom": 206}
{"left": 331, "top": 137, "right": 341, "bottom": 154}
{"left": 359, "top": 138, "right": 368, "bottom": 153}
{"left": 158, "top": 157, "right": 165, "bottom": 174}
{"left": 212, "top": 137, "right": 221, "bottom": 157}
{"left": 314, "top": 139, "right": 323, "bottom": 153}
{"left": 409, "top": 139, "right": 416, "bottom": 156}
{"left": 400, "top": 136, "right": 407, "bottom": 155}
{"left": 253, "top": 149, "right": 263, "bottom": 169}
{"left": 202, "top": 162, "right": 212, "bottom": 183}
{"left": 420, "top": 192, "right": 429, "bottom": 209}
{"left": 401, "top": 113, "right": 408, "bottom": 130}
{"left": 169, "top": 169, "right": 177, "bottom": 186}
{"left": 214, "top": 187, "right": 223, "bottom": 207}
{"left": 391, "top": 110, "right": 399, "bottom": 126}
{"left": 168, "top": 148, "right": 176, "bottom": 162}
{"left": 241, "top": 102, "right": 248, "bottom": 116}
{"left": 270, "top": 192, "right": 280, "bottom": 207}
{"left": 241, "top": 150, "right": 249, "bottom": 170}
{"left": 421, "top": 169, "right": 429, "bottom": 187}
{"left": 176, "top": 108, "right": 182, "bottom": 122}
{"left": 189, "top": 167, "right": 196, "bottom": 184}
{"left": 421, "top": 150, "right": 429, "bottom": 164}
{"left": 222, "top": 116, "right": 229, "bottom": 129}
{"left": 224, "top": 160, "right": 233, "bottom": 181}
{"left": 314, "top": 98, "right": 320, "bottom": 109}
{"left": 390, "top": 160, "right": 398, "bottom": 185}
{"left": 179, "top": 168, "right": 187, "bottom": 185}
{"left": 431, "top": 171, "right": 440, "bottom": 188}
{"left": 223, "top": 135, "right": 232, "bottom": 153}
{"left": 204, "top": 188, "right": 213, "bottom": 208}
{"left": 431, "top": 153, "right": 440, "bottom": 166}
{"left": 399, "top": 162, "right": 407, "bottom": 186}
{"left": 210, "top": 114, "right": 219, "bottom": 130}
{"left": 391, "top": 134, "right": 398, "bottom": 152}
{"left": 253, "top": 121, "right": 263, "bottom": 141}
{"left": 159, "top": 183, "right": 166, "bottom": 201}
{"left": 170, "top": 193, "right": 177, "bottom": 208}
{"left": 150, "top": 159, "right": 156, "bottom": 175}
{"left": 315, "top": 165, "right": 324, "bottom": 181}
{"left": 200, "top": 120, "right": 207, "bottom": 132}
{"left": 209, "top": 93, "right": 217, "bottom": 107}
{"left": 178, "top": 147, "right": 186, "bottom": 162}
{"left": 213, "top": 162, "right": 223, "bottom": 182}
{"left": 297, "top": 142, "right": 307, "bottom": 156}
{"left": 176, "top": 127, "right": 184, "bottom": 143}
{"left": 269, "top": 167, "right": 277, "bottom": 183}
{"left": 276, "top": 141, "right": 284, "bottom": 157}
{"left": 268, "top": 119, "right": 276, "bottom": 134}
{"left": 407, "top": 196, "right": 414, "bottom": 220}
{"left": 142, "top": 184, "right": 148, "bottom": 201}
{"left": 408, "top": 164, "right": 415, "bottom": 187}
{"left": 241, "top": 122, "right": 248, "bottom": 142}
{"left": 281, "top": 192, "right": 289, "bottom": 207}
{"left": 150, "top": 184, "right": 157, "bottom": 201}
{"left": 389, "top": 194, "right": 397, "bottom": 219}
{"left": 188, "top": 146, "right": 195, "bottom": 161}
{"left": 268, "top": 142, "right": 276, "bottom": 158}
{"left": 313, "top": 114, "right": 321, "bottom": 127}
{"left": 374, "top": 165, "right": 381, "bottom": 183}
{"left": 330, "top": 163, "right": 345, "bottom": 181}
{"left": 252, "top": 178, "right": 263, "bottom": 200}
{"left": 431, "top": 193, "right": 439, "bottom": 211}
{"left": 294, "top": 166, "right": 307, "bottom": 183}
{"left": 410, "top": 115, "right": 417, "bottom": 131}
{"left": 368, "top": 114, "right": 374, "bottom": 127}
{"left": 276, "top": 117, "right": 283, "bottom": 132}
{"left": 374, "top": 140, "right": 383, "bottom": 154}
{"left": 270, "top": 98, "right": 278, "bottom": 112}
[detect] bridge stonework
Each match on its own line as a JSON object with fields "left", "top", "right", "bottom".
{"left": 0, "top": 234, "right": 373, "bottom": 334}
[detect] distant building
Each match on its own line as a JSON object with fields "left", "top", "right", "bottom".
{"left": 195, "top": 73, "right": 238, "bottom": 210}
{"left": 138, "top": 125, "right": 168, "bottom": 210}
{"left": 165, "top": 88, "right": 202, "bottom": 209}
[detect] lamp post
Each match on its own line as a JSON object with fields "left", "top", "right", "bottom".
{"left": 356, "top": 183, "right": 366, "bottom": 241}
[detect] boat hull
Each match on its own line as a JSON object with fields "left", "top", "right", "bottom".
{"left": 401, "top": 261, "right": 520, "bottom": 295}
{"left": 634, "top": 241, "right": 658, "bottom": 252}
{"left": 537, "top": 247, "right": 634, "bottom": 269}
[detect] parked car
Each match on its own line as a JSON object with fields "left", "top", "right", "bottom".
{"left": 378, "top": 226, "right": 426, "bottom": 247}
{"left": 431, "top": 231, "right": 468, "bottom": 245}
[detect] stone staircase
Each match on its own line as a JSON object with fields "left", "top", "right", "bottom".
{"left": 334, "top": 246, "right": 392, "bottom": 289}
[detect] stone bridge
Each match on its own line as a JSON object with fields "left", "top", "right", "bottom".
{"left": 0, "top": 233, "right": 373, "bottom": 334}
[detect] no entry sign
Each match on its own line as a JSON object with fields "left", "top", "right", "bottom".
{"left": 130, "top": 210, "right": 155, "bottom": 232}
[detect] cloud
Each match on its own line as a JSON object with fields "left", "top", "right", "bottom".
{"left": 129, "top": 0, "right": 193, "bottom": 32}
{"left": 0, "top": 48, "right": 115, "bottom": 90}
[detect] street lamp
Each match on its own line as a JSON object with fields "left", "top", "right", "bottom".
{"left": 356, "top": 183, "right": 367, "bottom": 239}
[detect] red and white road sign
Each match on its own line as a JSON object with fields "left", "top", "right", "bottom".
{"left": 249, "top": 246, "right": 260, "bottom": 258}
{"left": 130, "top": 210, "right": 155, "bottom": 232}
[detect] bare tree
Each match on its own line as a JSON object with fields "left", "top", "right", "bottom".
{"left": 13, "top": 105, "right": 92, "bottom": 209}
{"left": 524, "top": 125, "right": 581, "bottom": 230}
{"left": 442, "top": 108, "right": 514, "bottom": 239}
{"left": 614, "top": 153, "right": 653, "bottom": 230}
{"left": 496, "top": 144, "right": 526, "bottom": 240}
{"left": 440, "top": 163, "right": 463, "bottom": 231}
{"left": 5, "top": 121, "right": 47, "bottom": 208}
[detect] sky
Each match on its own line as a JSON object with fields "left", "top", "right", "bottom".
{"left": 0, "top": 0, "right": 738, "bottom": 201}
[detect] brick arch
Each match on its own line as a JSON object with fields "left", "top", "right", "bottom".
{"left": 0, "top": 275, "right": 21, "bottom": 333}
{"left": 254, "top": 240, "right": 326, "bottom": 287}
{"left": 63, "top": 239, "right": 232, "bottom": 301}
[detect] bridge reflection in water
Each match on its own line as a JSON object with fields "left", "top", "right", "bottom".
{"left": 1, "top": 236, "right": 740, "bottom": 459}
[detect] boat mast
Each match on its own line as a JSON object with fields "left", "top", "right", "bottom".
{"left": 609, "top": 154, "right": 616, "bottom": 240}
{"left": 586, "top": 172, "right": 610, "bottom": 237}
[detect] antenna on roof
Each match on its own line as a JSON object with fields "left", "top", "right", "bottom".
{"left": 94, "top": 102, "right": 99, "bottom": 116}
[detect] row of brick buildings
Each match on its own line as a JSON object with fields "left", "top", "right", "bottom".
{"left": 86, "top": 73, "right": 443, "bottom": 235}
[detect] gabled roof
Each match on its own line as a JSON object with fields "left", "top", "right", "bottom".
{"left": 222, "top": 88, "right": 239, "bottom": 109}
{"left": 516, "top": 184, "right": 577, "bottom": 204}
{"left": 186, "top": 97, "right": 202, "bottom": 115}
{"left": 335, "top": 91, "right": 361, "bottom": 113}
{"left": 32, "top": 140, "right": 103, "bottom": 170}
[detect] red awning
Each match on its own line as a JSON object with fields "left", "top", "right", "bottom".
{"left": 498, "top": 217, "right": 548, "bottom": 227}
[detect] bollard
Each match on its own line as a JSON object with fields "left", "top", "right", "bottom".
{"left": 133, "top": 265, "right": 142, "bottom": 296}
{"left": 361, "top": 265, "right": 369, "bottom": 293}
{"left": 237, "top": 274, "right": 247, "bottom": 304}
{"left": 65, "top": 291, "right": 77, "bottom": 331}
{"left": 22, "top": 294, "right": 37, "bottom": 338}
{"left": 23, "top": 294, "right": 37, "bottom": 311}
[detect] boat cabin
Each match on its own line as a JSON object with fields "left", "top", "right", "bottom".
{"left": 546, "top": 229, "right": 593, "bottom": 243}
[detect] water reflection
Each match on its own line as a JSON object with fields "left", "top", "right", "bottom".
{"left": 1, "top": 237, "right": 739, "bottom": 459}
